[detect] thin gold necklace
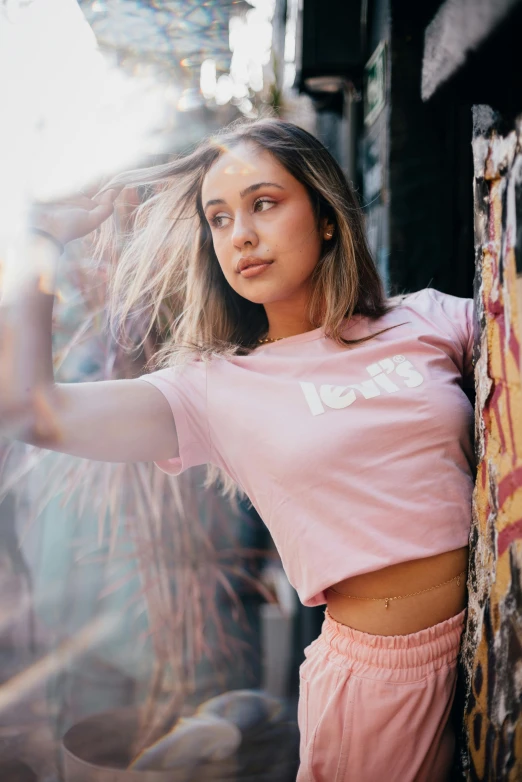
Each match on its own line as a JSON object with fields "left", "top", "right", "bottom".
{"left": 258, "top": 336, "right": 284, "bottom": 343}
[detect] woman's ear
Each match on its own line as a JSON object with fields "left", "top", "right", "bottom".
{"left": 322, "top": 219, "right": 335, "bottom": 240}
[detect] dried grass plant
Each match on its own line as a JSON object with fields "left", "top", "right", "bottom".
{"left": 0, "top": 193, "right": 274, "bottom": 756}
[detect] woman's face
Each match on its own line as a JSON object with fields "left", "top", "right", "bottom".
{"left": 201, "top": 141, "right": 328, "bottom": 306}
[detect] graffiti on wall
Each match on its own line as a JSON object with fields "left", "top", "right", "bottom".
{"left": 461, "top": 106, "right": 522, "bottom": 780}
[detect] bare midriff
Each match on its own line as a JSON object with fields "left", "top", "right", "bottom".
{"left": 326, "top": 546, "right": 468, "bottom": 636}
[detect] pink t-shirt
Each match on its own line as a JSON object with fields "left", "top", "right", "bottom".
{"left": 139, "top": 289, "right": 475, "bottom": 607}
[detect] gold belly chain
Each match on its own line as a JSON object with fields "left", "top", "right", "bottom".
{"left": 328, "top": 570, "right": 467, "bottom": 609}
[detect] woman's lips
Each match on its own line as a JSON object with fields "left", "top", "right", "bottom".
{"left": 239, "top": 262, "right": 273, "bottom": 278}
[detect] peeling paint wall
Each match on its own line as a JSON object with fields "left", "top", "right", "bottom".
{"left": 460, "top": 106, "right": 522, "bottom": 780}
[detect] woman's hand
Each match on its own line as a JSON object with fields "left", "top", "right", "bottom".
{"left": 28, "top": 187, "right": 122, "bottom": 248}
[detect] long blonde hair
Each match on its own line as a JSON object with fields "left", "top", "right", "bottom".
{"left": 98, "top": 117, "right": 396, "bottom": 498}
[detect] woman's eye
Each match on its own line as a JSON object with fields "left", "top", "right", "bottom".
{"left": 209, "top": 199, "right": 275, "bottom": 228}
{"left": 209, "top": 214, "right": 230, "bottom": 229}
{"left": 253, "top": 198, "right": 275, "bottom": 213}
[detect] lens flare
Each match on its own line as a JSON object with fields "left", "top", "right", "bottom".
{"left": 0, "top": 0, "right": 176, "bottom": 246}
{"left": 0, "top": 613, "right": 119, "bottom": 715}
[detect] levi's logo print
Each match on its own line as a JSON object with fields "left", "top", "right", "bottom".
{"left": 300, "top": 355, "right": 424, "bottom": 416}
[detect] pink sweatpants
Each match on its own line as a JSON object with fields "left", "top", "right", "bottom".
{"left": 297, "top": 608, "right": 466, "bottom": 782}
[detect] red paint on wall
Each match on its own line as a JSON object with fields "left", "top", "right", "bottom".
{"left": 509, "top": 327, "right": 521, "bottom": 367}
{"left": 498, "top": 467, "right": 522, "bottom": 508}
{"left": 498, "top": 518, "right": 522, "bottom": 556}
{"left": 489, "top": 382, "right": 507, "bottom": 452}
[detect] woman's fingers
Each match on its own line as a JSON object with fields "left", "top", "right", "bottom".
{"left": 76, "top": 186, "right": 122, "bottom": 212}
{"left": 32, "top": 193, "right": 94, "bottom": 211}
{"left": 26, "top": 185, "right": 124, "bottom": 244}
{"left": 92, "top": 187, "right": 124, "bottom": 206}
{"left": 86, "top": 189, "right": 121, "bottom": 231}
{"left": 92, "top": 187, "right": 122, "bottom": 205}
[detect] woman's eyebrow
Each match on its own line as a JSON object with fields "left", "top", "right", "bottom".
{"left": 240, "top": 181, "right": 285, "bottom": 198}
{"left": 203, "top": 181, "right": 284, "bottom": 211}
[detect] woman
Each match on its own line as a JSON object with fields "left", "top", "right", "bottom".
{"left": 1, "top": 118, "right": 474, "bottom": 781}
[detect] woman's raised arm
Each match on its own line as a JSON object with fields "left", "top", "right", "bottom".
{"left": 0, "top": 191, "right": 179, "bottom": 464}
{"left": 36, "top": 379, "right": 179, "bottom": 463}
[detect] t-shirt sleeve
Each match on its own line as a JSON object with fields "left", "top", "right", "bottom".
{"left": 138, "top": 361, "right": 210, "bottom": 475}
{"left": 426, "top": 288, "right": 475, "bottom": 386}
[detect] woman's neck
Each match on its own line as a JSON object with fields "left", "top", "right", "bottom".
{"left": 263, "top": 300, "right": 316, "bottom": 340}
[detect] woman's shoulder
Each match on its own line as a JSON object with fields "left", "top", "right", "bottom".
{"left": 387, "top": 287, "right": 437, "bottom": 308}
{"left": 387, "top": 287, "right": 472, "bottom": 314}
{"left": 385, "top": 287, "right": 474, "bottom": 343}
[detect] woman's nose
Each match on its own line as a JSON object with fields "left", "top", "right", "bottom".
{"left": 232, "top": 213, "right": 258, "bottom": 249}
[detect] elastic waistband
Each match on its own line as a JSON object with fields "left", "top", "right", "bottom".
{"left": 319, "top": 608, "right": 466, "bottom": 679}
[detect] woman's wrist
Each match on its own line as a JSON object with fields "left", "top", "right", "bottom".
{"left": 1, "top": 233, "right": 61, "bottom": 302}
{"left": 27, "top": 227, "right": 65, "bottom": 256}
